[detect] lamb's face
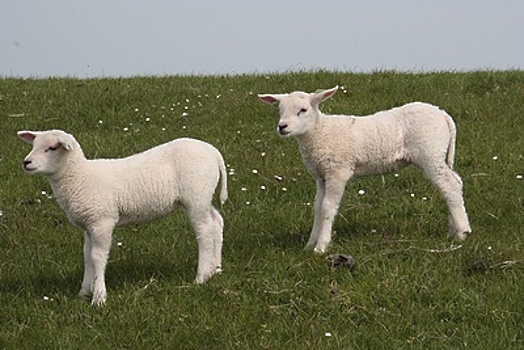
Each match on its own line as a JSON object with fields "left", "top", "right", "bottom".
{"left": 258, "top": 86, "right": 339, "bottom": 138}
{"left": 18, "top": 130, "right": 75, "bottom": 175}
{"left": 276, "top": 93, "right": 318, "bottom": 137}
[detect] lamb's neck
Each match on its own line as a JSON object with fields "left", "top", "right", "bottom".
{"left": 295, "top": 115, "right": 328, "bottom": 154}
{"left": 48, "top": 156, "right": 89, "bottom": 200}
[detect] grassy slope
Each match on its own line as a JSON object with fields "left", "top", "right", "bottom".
{"left": 0, "top": 71, "right": 523, "bottom": 349}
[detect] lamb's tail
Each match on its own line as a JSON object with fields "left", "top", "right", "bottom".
{"left": 445, "top": 114, "right": 457, "bottom": 169}
{"left": 217, "top": 153, "right": 228, "bottom": 204}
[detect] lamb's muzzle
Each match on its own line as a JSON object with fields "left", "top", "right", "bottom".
{"left": 23, "top": 160, "right": 34, "bottom": 171}
{"left": 278, "top": 123, "right": 291, "bottom": 136}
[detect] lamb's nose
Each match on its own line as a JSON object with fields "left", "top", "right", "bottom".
{"left": 278, "top": 124, "right": 288, "bottom": 133}
{"left": 23, "top": 160, "right": 32, "bottom": 168}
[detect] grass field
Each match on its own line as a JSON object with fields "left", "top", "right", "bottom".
{"left": 1, "top": 71, "right": 523, "bottom": 349}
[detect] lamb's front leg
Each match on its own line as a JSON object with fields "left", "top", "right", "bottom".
{"left": 305, "top": 179, "right": 326, "bottom": 250}
{"left": 87, "top": 220, "right": 115, "bottom": 306}
{"left": 79, "top": 231, "right": 94, "bottom": 298}
{"left": 311, "top": 175, "right": 350, "bottom": 254}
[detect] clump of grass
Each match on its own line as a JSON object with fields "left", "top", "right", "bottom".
{"left": 1, "top": 71, "right": 523, "bottom": 349}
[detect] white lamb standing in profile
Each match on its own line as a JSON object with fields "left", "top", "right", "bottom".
{"left": 259, "top": 86, "right": 471, "bottom": 253}
{"left": 18, "top": 129, "right": 227, "bottom": 306}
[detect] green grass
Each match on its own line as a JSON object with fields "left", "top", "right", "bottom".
{"left": 1, "top": 71, "right": 523, "bottom": 349}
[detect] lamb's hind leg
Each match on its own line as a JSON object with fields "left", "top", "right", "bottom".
{"left": 423, "top": 163, "right": 471, "bottom": 240}
{"left": 210, "top": 207, "right": 224, "bottom": 273}
{"left": 188, "top": 205, "right": 222, "bottom": 284}
{"left": 87, "top": 220, "right": 115, "bottom": 306}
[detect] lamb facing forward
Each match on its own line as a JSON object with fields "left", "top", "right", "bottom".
{"left": 259, "top": 86, "right": 471, "bottom": 253}
{"left": 18, "top": 129, "right": 227, "bottom": 306}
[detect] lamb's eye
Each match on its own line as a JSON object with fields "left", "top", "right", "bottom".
{"left": 46, "top": 145, "right": 59, "bottom": 152}
{"left": 298, "top": 108, "right": 308, "bottom": 115}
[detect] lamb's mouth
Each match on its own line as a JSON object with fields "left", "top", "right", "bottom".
{"left": 279, "top": 130, "right": 292, "bottom": 136}
{"left": 23, "top": 165, "right": 37, "bottom": 172}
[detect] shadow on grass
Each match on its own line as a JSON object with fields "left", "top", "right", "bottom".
{"left": 267, "top": 220, "right": 366, "bottom": 252}
{"left": 106, "top": 255, "right": 195, "bottom": 287}
{"left": 0, "top": 254, "right": 198, "bottom": 302}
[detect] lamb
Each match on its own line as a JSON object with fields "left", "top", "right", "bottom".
{"left": 18, "top": 129, "right": 227, "bottom": 306}
{"left": 258, "top": 86, "right": 471, "bottom": 253}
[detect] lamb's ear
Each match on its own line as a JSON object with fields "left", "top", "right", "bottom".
{"left": 17, "top": 131, "right": 40, "bottom": 144}
{"left": 258, "top": 94, "right": 282, "bottom": 106}
{"left": 310, "top": 86, "right": 339, "bottom": 106}
{"left": 57, "top": 135, "right": 74, "bottom": 151}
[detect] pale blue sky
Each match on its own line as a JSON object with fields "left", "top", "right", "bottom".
{"left": 1, "top": 1, "right": 523, "bottom": 77}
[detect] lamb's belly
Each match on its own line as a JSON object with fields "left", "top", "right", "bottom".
{"left": 353, "top": 159, "right": 409, "bottom": 177}
{"left": 117, "top": 200, "right": 179, "bottom": 226}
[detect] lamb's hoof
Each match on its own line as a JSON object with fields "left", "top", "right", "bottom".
{"left": 453, "top": 230, "right": 470, "bottom": 241}
{"left": 328, "top": 253, "right": 356, "bottom": 271}
{"left": 304, "top": 242, "right": 316, "bottom": 251}
{"left": 313, "top": 247, "right": 326, "bottom": 254}
{"left": 78, "top": 290, "right": 91, "bottom": 298}
{"left": 195, "top": 268, "right": 221, "bottom": 284}
{"left": 91, "top": 296, "right": 107, "bottom": 307}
